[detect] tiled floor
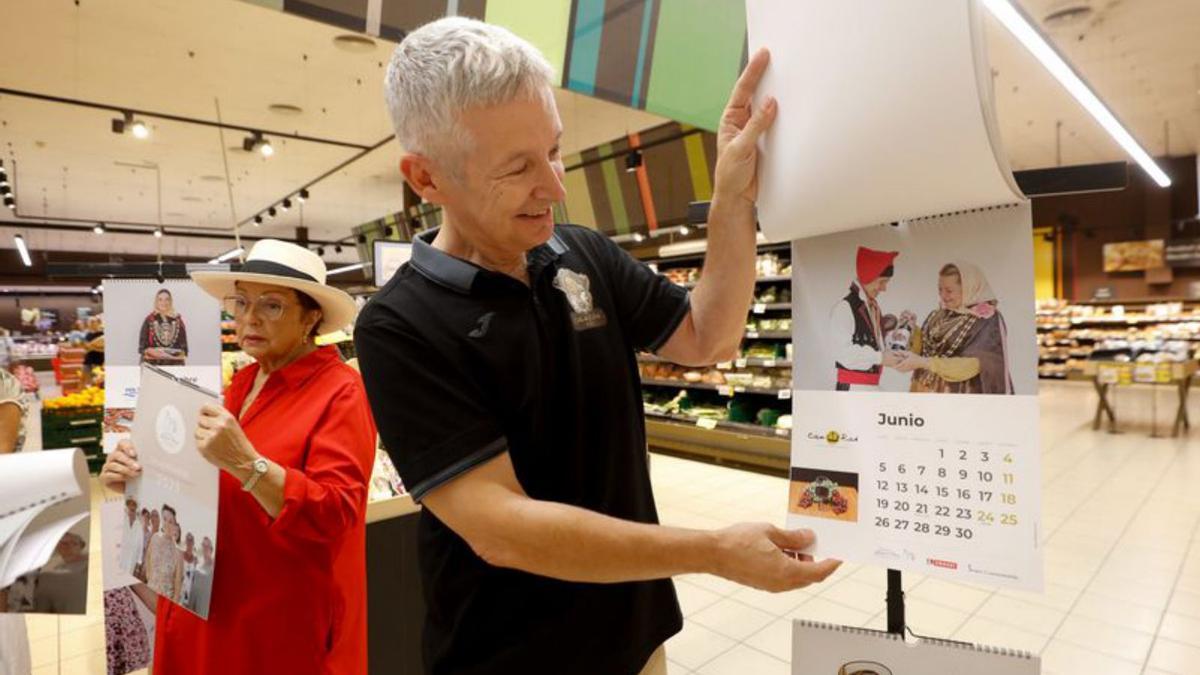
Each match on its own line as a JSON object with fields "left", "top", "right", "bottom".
{"left": 18, "top": 379, "right": 1200, "bottom": 674}
{"left": 653, "top": 380, "right": 1200, "bottom": 675}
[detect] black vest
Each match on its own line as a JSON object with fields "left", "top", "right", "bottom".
{"left": 836, "top": 285, "right": 881, "bottom": 373}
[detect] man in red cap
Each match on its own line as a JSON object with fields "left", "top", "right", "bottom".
{"left": 830, "top": 246, "right": 901, "bottom": 390}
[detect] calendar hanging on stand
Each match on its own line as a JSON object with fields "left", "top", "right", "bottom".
{"left": 746, "top": 0, "right": 1046, "bottom": 632}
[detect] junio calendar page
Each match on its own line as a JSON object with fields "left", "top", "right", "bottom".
{"left": 786, "top": 204, "right": 1043, "bottom": 592}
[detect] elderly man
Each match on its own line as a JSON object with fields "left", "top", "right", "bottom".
{"left": 356, "top": 17, "right": 840, "bottom": 675}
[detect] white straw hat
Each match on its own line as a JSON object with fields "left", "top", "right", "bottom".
{"left": 190, "top": 239, "right": 357, "bottom": 335}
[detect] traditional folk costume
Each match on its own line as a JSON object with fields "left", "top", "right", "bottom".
{"left": 831, "top": 247, "right": 899, "bottom": 391}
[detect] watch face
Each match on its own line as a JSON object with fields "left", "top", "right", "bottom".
{"left": 254, "top": 459, "right": 268, "bottom": 473}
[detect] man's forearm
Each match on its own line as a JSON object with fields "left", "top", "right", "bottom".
{"left": 477, "top": 494, "right": 722, "bottom": 584}
{"left": 690, "top": 195, "right": 760, "bottom": 361}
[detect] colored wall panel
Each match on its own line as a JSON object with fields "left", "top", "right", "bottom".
{"left": 484, "top": 0, "right": 573, "bottom": 79}
{"left": 562, "top": 161, "right": 599, "bottom": 229}
{"left": 1032, "top": 227, "right": 1056, "bottom": 300}
{"left": 565, "top": 0, "right": 606, "bottom": 95}
{"left": 644, "top": 0, "right": 747, "bottom": 131}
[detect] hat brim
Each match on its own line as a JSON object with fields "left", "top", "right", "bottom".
{"left": 189, "top": 270, "right": 358, "bottom": 336}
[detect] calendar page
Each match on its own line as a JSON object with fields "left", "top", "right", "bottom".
{"left": 787, "top": 204, "right": 1042, "bottom": 591}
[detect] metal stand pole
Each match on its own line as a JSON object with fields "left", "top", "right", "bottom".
{"left": 887, "top": 568, "right": 905, "bottom": 635}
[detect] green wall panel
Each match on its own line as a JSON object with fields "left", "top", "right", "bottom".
{"left": 644, "top": 0, "right": 746, "bottom": 131}
{"left": 485, "top": 0, "right": 573, "bottom": 79}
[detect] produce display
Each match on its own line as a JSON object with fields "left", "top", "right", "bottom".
{"left": 1036, "top": 299, "right": 1200, "bottom": 379}
{"left": 42, "top": 385, "right": 104, "bottom": 411}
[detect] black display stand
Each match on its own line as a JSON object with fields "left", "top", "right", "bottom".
{"left": 886, "top": 568, "right": 905, "bottom": 635}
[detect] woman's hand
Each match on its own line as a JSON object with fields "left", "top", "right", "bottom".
{"left": 195, "top": 403, "right": 258, "bottom": 476}
{"left": 100, "top": 440, "right": 142, "bottom": 493}
{"left": 895, "top": 353, "right": 930, "bottom": 373}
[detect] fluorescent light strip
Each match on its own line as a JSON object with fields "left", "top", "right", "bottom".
{"left": 13, "top": 234, "right": 32, "bottom": 266}
{"left": 328, "top": 262, "right": 366, "bottom": 275}
{"left": 982, "top": 0, "right": 1171, "bottom": 187}
{"left": 209, "top": 247, "right": 244, "bottom": 264}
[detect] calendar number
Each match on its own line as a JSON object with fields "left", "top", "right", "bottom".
{"left": 956, "top": 508, "right": 972, "bottom": 520}
{"left": 1001, "top": 514, "right": 1019, "bottom": 526}
{"left": 955, "top": 528, "right": 974, "bottom": 539}
{"left": 1001, "top": 493, "right": 1016, "bottom": 505}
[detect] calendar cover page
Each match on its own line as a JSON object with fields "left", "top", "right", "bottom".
{"left": 788, "top": 204, "right": 1043, "bottom": 591}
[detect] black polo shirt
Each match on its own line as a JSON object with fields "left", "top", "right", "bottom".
{"left": 354, "top": 224, "right": 690, "bottom": 675}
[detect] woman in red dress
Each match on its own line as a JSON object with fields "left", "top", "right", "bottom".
{"left": 100, "top": 240, "right": 376, "bottom": 675}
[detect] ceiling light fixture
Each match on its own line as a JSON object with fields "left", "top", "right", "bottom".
{"left": 253, "top": 215, "right": 263, "bottom": 226}
{"left": 153, "top": 227, "right": 163, "bottom": 238}
{"left": 243, "top": 131, "right": 274, "bottom": 157}
{"left": 13, "top": 234, "right": 32, "bottom": 267}
{"left": 316, "top": 247, "right": 326, "bottom": 257}
{"left": 335, "top": 244, "right": 343, "bottom": 254}
{"left": 982, "top": 0, "right": 1171, "bottom": 187}
{"left": 267, "top": 207, "right": 277, "bottom": 219}
{"left": 93, "top": 223, "right": 106, "bottom": 235}
{"left": 111, "top": 111, "right": 150, "bottom": 139}
{"left": 328, "top": 262, "right": 366, "bottom": 276}
{"left": 213, "top": 247, "right": 244, "bottom": 263}
{"left": 3, "top": 196, "right": 13, "bottom": 210}
{"left": 625, "top": 150, "right": 643, "bottom": 173}
{"left": 280, "top": 198, "right": 291, "bottom": 212}
{"left": 297, "top": 188, "right": 309, "bottom": 203}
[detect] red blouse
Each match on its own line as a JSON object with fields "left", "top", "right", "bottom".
{"left": 153, "top": 346, "right": 377, "bottom": 675}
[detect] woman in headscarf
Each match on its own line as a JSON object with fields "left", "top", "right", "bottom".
{"left": 896, "top": 261, "right": 1013, "bottom": 394}
{"left": 139, "top": 288, "right": 189, "bottom": 365}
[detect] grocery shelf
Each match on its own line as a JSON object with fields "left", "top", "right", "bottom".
{"left": 641, "top": 378, "right": 792, "bottom": 398}
{"left": 645, "top": 410, "right": 789, "bottom": 439}
{"left": 679, "top": 275, "right": 791, "bottom": 289}
{"left": 639, "top": 354, "right": 793, "bottom": 369}
{"left": 646, "top": 417, "right": 790, "bottom": 475}
{"left": 743, "top": 330, "right": 791, "bottom": 339}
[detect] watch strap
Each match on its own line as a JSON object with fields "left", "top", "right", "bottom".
{"left": 241, "top": 459, "right": 268, "bottom": 492}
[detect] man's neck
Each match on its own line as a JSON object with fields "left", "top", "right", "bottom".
{"left": 433, "top": 221, "right": 529, "bottom": 285}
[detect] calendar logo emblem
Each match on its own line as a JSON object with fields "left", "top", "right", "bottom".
{"left": 826, "top": 431, "right": 841, "bottom": 444}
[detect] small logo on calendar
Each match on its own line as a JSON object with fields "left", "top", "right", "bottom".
{"left": 927, "top": 558, "right": 959, "bottom": 570}
{"left": 806, "top": 430, "right": 858, "bottom": 445}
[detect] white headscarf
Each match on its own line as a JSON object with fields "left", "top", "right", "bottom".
{"left": 943, "top": 261, "right": 997, "bottom": 316}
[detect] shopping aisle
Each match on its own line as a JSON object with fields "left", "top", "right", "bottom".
{"left": 651, "top": 380, "right": 1200, "bottom": 675}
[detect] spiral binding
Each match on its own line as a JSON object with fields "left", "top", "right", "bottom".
{"left": 0, "top": 490, "right": 71, "bottom": 520}
{"left": 795, "top": 619, "right": 1034, "bottom": 659}
{"left": 906, "top": 201, "right": 1025, "bottom": 224}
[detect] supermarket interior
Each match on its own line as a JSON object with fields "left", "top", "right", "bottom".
{"left": 1, "top": 1, "right": 1199, "bottom": 674}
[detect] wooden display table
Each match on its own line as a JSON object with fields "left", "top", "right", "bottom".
{"left": 365, "top": 494, "right": 426, "bottom": 674}
{"left": 1069, "top": 361, "right": 1197, "bottom": 437}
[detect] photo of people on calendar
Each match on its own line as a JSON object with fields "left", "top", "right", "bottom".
{"left": 791, "top": 206, "right": 1037, "bottom": 396}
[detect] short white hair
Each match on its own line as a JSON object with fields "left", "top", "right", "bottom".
{"left": 384, "top": 17, "right": 556, "bottom": 160}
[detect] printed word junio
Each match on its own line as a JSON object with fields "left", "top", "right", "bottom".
{"left": 877, "top": 412, "right": 925, "bottom": 427}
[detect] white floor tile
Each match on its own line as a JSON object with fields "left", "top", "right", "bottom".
{"left": 665, "top": 621, "right": 737, "bottom": 672}
{"left": 1054, "top": 613, "right": 1155, "bottom": 664}
{"left": 674, "top": 579, "right": 725, "bottom": 618}
{"left": 1040, "top": 639, "right": 1142, "bottom": 675}
{"left": 694, "top": 644, "right": 789, "bottom": 675}
{"left": 1146, "top": 638, "right": 1200, "bottom": 674}
{"left": 743, "top": 618, "right": 793, "bottom": 662}
{"left": 1158, "top": 612, "right": 1200, "bottom": 648}
{"left": 975, "top": 594, "right": 1066, "bottom": 635}
{"left": 688, "top": 597, "right": 776, "bottom": 641}
{"left": 951, "top": 616, "right": 1051, "bottom": 655}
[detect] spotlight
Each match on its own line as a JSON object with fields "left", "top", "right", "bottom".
{"left": 335, "top": 244, "right": 343, "bottom": 254}
{"left": 111, "top": 112, "right": 149, "bottom": 139}
{"left": 243, "top": 131, "right": 274, "bottom": 157}
{"left": 356, "top": 234, "right": 366, "bottom": 244}
{"left": 297, "top": 188, "right": 309, "bottom": 203}
{"left": 0, "top": 173, "right": 8, "bottom": 189}
{"left": 253, "top": 215, "right": 263, "bottom": 226}
{"left": 624, "top": 150, "right": 643, "bottom": 173}
{"left": 280, "top": 198, "right": 291, "bottom": 212}
{"left": 267, "top": 207, "right": 277, "bottom": 219}
{"left": 153, "top": 227, "right": 163, "bottom": 238}
{"left": 94, "top": 223, "right": 106, "bottom": 235}
{"left": 3, "top": 196, "right": 13, "bottom": 210}
{"left": 13, "top": 234, "right": 31, "bottom": 267}
{"left": 316, "top": 247, "right": 326, "bottom": 257}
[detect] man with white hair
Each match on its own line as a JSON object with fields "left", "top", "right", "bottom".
{"left": 356, "top": 16, "right": 840, "bottom": 675}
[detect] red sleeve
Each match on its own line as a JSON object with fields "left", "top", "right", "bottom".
{"left": 268, "top": 381, "right": 376, "bottom": 543}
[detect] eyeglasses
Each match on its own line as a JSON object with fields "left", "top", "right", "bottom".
{"left": 222, "top": 294, "right": 292, "bottom": 322}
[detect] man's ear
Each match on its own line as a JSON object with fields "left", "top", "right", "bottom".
{"left": 400, "top": 154, "right": 450, "bottom": 205}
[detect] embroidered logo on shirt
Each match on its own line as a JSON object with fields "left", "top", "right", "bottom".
{"left": 468, "top": 312, "right": 495, "bottom": 339}
{"left": 553, "top": 268, "right": 607, "bottom": 331}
